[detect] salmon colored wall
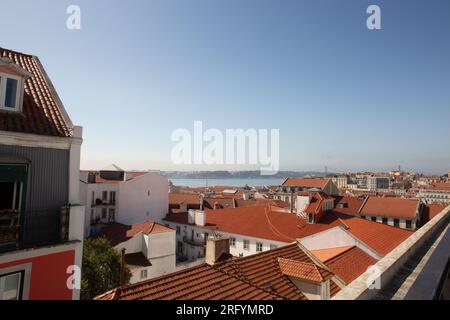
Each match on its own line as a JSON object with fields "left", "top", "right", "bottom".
{"left": 0, "top": 249, "right": 75, "bottom": 300}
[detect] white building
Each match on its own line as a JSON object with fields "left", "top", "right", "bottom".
{"left": 367, "top": 176, "right": 391, "bottom": 191}
{"left": 418, "top": 183, "right": 450, "bottom": 204}
{"left": 79, "top": 164, "right": 169, "bottom": 237}
{"left": 93, "top": 221, "right": 176, "bottom": 283}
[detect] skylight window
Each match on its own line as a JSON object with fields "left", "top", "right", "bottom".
{"left": 0, "top": 73, "right": 23, "bottom": 112}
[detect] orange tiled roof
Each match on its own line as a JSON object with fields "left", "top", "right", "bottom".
{"left": 421, "top": 203, "right": 448, "bottom": 225}
{"left": 94, "top": 263, "right": 282, "bottom": 300}
{"left": 164, "top": 205, "right": 413, "bottom": 256}
{"left": 0, "top": 48, "right": 72, "bottom": 137}
{"left": 282, "top": 178, "right": 329, "bottom": 189}
{"left": 429, "top": 182, "right": 450, "bottom": 191}
{"left": 310, "top": 246, "right": 354, "bottom": 262}
{"left": 92, "top": 221, "right": 174, "bottom": 246}
{"left": 358, "top": 196, "right": 419, "bottom": 219}
{"left": 94, "top": 243, "right": 341, "bottom": 300}
{"left": 333, "top": 196, "right": 365, "bottom": 214}
{"left": 278, "top": 258, "right": 334, "bottom": 283}
{"left": 324, "top": 246, "right": 378, "bottom": 284}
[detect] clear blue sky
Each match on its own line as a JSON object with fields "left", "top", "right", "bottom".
{"left": 1, "top": 0, "right": 449, "bottom": 174}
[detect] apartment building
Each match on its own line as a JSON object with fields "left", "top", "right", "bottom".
{"left": 163, "top": 195, "right": 412, "bottom": 266}
{"left": 79, "top": 165, "right": 169, "bottom": 237}
{"left": 334, "top": 196, "right": 422, "bottom": 230}
{"left": 418, "top": 182, "right": 450, "bottom": 204}
{"left": 367, "top": 176, "right": 391, "bottom": 191}
{"left": 0, "top": 48, "right": 85, "bottom": 300}
{"left": 272, "top": 178, "right": 339, "bottom": 212}
{"left": 92, "top": 221, "right": 176, "bottom": 283}
{"left": 331, "top": 175, "right": 348, "bottom": 189}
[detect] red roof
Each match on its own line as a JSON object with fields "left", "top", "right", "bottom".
{"left": 333, "top": 196, "right": 365, "bottom": 214}
{"left": 164, "top": 205, "right": 413, "bottom": 256}
{"left": 92, "top": 221, "right": 174, "bottom": 246}
{"left": 429, "top": 182, "right": 450, "bottom": 191}
{"left": 0, "top": 48, "right": 72, "bottom": 137}
{"left": 278, "top": 258, "right": 334, "bottom": 283}
{"left": 358, "top": 196, "right": 419, "bottom": 219}
{"left": 421, "top": 203, "right": 448, "bottom": 225}
{"left": 282, "top": 178, "right": 329, "bottom": 189}
{"left": 323, "top": 246, "right": 378, "bottom": 284}
{"left": 95, "top": 243, "right": 341, "bottom": 300}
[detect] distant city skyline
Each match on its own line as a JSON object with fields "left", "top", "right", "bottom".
{"left": 1, "top": 0, "right": 449, "bottom": 174}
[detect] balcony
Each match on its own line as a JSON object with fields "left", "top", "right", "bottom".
{"left": 0, "top": 207, "right": 70, "bottom": 254}
{"left": 183, "top": 236, "right": 206, "bottom": 247}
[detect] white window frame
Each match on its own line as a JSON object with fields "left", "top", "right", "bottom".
{"left": 230, "top": 237, "right": 236, "bottom": 247}
{"left": 256, "top": 242, "right": 263, "bottom": 252}
{"left": 243, "top": 239, "right": 250, "bottom": 250}
{"left": 0, "top": 263, "right": 31, "bottom": 300}
{"left": 140, "top": 269, "right": 148, "bottom": 280}
{"left": 0, "top": 72, "right": 23, "bottom": 112}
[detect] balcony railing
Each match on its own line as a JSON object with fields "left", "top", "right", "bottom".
{"left": 182, "top": 236, "right": 206, "bottom": 247}
{"left": 0, "top": 207, "right": 70, "bottom": 254}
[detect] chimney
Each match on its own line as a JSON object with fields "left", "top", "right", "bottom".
{"left": 205, "top": 236, "right": 230, "bottom": 266}
{"left": 120, "top": 248, "right": 126, "bottom": 287}
{"left": 199, "top": 194, "right": 204, "bottom": 210}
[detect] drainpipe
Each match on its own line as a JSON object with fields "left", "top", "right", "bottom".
{"left": 120, "top": 248, "right": 126, "bottom": 287}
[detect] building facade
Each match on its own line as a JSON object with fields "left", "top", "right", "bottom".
{"left": 80, "top": 166, "right": 169, "bottom": 237}
{"left": 0, "top": 48, "right": 85, "bottom": 300}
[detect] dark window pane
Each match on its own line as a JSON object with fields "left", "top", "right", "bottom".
{"left": 5, "top": 78, "right": 18, "bottom": 108}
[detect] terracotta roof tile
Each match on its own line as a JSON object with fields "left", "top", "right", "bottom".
{"left": 324, "top": 247, "right": 378, "bottom": 284}
{"left": 282, "top": 178, "right": 329, "bottom": 189}
{"left": 92, "top": 221, "right": 174, "bottom": 246}
{"left": 358, "top": 196, "right": 419, "bottom": 219}
{"left": 278, "top": 258, "right": 334, "bottom": 283}
{"left": 94, "top": 243, "right": 341, "bottom": 300}
{"left": 164, "top": 205, "right": 413, "bottom": 256}
{"left": 0, "top": 47, "right": 72, "bottom": 137}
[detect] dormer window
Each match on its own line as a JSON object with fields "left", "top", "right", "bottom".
{"left": 0, "top": 73, "right": 23, "bottom": 112}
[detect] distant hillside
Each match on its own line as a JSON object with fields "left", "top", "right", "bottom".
{"left": 153, "top": 170, "right": 328, "bottom": 179}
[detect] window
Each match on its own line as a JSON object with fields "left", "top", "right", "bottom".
{"left": 140, "top": 269, "right": 147, "bottom": 280}
{"left": 0, "top": 272, "right": 23, "bottom": 300}
{"left": 243, "top": 239, "right": 250, "bottom": 250}
{"left": 102, "top": 191, "right": 108, "bottom": 202}
{"left": 230, "top": 237, "right": 236, "bottom": 247}
{"left": 360, "top": 215, "right": 366, "bottom": 219}
{"left": 108, "top": 208, "right": 115, "bottom": 222}
{"left": 406, "top": 220, "right": 412, "bottom": 229}
{"left": 0, "top": 74, "right": 22, "bottom": 112}
{"left": 91, "top": 191, "right": 95, "bottom": 205}
{"left": 109, "top": 191, "right": 116, "bottom": 205}
{"left": 101, "top": 208, "right": 107, "bottom": 219}
{"left": 394, "top": 219, "right": 400, "bottom": 228}
{"left": 382, "top": 217, "right": 388, "bottom": 225}
{"left": 176, "top": 226, "right": 180, "bottom": 235}
{"left": 371, "top": 216, "right": 377, "bottom": 222}
{"left": 307, "top": 214, "right": 314, "bottom": 224}
{"left": 270, "top": 245, "right": 278, "bottom": 250}
{"left": 256, "top": 242, "right": 263, "bottom": 252}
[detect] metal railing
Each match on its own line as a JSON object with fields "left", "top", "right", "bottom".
{"left": 0, "top": 207, "right": 70, "bottom": 254}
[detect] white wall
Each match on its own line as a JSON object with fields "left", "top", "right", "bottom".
{"left": 118, "top": 173, "right": 168, "bottom": 225}
{"left": 114, "top": 230, "right": 176, "bottom": 284}
{"left": 166, "top": 221, "right": 289, "bottom": 262}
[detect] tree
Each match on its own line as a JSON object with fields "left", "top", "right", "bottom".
{"left": 81, "top": 237, "right": 131, "bottom": 300}
{"left": 401, "top": 179, "right": 412, "bottom": 191}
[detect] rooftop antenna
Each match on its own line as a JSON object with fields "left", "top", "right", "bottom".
{"left": 324, "top": 166, "right": 328, "bottom": 176}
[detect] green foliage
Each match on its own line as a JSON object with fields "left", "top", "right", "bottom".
{"left": 401, "top": 179, "right": 413, "bottom": 191}
{"left": 81, "top": 237, "right": 131, "bottom": 300}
